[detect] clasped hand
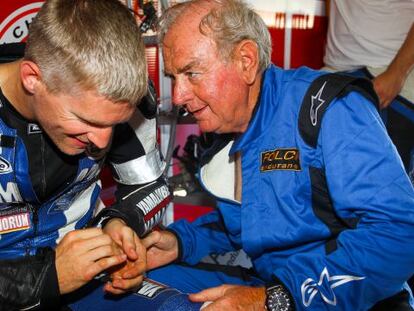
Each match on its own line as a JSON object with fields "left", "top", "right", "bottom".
{"left": 55, "top": 219, "right": 146, "bottom": 295}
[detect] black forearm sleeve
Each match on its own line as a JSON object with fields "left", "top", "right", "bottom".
{"left": 90, "top": 176, "right": 172, "bottom": 237}
{"left": 0, "top": 247, "right": 60, "bottom": 310}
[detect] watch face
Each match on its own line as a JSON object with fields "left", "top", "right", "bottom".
{"left": 267, "top": 286, "right": 291, "bottom": 311}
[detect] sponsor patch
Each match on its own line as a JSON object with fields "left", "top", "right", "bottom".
{"left": 0, "top": 212, "right": 30, "bottom": 234}
{"left": 261, "top": 148, "right": 301, "bottom": 172}
{"left": 27, "top": 123, "right": 42, "bottom": 134}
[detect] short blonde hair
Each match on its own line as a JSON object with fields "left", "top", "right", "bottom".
{"left": 25, "top": 0, "right": 147, "bottom": 105}
{"left": 158, "top": 0, "right": 272, "bottom": 73}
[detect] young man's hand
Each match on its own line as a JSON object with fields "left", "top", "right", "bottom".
{"left": 55, "top": 228, "right": 127, "bottom": 294}
{"left": 102, "top": 218, "right": 147, "bottom": 294}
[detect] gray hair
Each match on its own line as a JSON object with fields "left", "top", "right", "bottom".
{"left": 158, "top": 0, "right": 272, "bottom": 73}
{"left": 25, "top": 0, "right": 147, "bottom": 105}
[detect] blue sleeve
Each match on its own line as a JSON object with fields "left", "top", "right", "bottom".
{"left": 167, "top": 205, "right": 239, "bottom": 265}
{"left": 274, "top": 92, "right": 414, "bottom": 310}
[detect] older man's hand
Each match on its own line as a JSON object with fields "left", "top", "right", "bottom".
{"left": 103, "top": 218, "right": 147, "bottom": 294}
{"left": 189, "top": 285, "right": 267, "bottom": 311}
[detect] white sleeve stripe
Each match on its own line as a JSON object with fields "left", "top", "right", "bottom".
{"left": 111, "top": 148, "right": 165, "bottom": 185}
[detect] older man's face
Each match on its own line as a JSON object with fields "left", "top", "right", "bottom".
{"left": 162, "top": 11, "right": 253, "bottom": 133}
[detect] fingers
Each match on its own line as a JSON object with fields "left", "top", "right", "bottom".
{"left": 111, "top": 255, "right": 146, "bottom": 280}
{"left": 62, "top": 231, "right": 123, "bottom": 263}
{"left": 103, "top": 221, "right": 148, "bottom": 293}
{"left": 126, "top": 235, "right": 146, "bottom": 278}
{"left": 143, "top": 230, "right": 178, "bottom": 253}
{"left": 143, "top": 230, "right": 179, "bottom": 270}
{"left": 109, "top": 273, "right": 144, "bottom": 291}
{"left": 56, "top": 229, "right": 129, "bottom": 294}
{"left": 63, "top": 227, "right": 105, "bottom": 242}
{"left": 115, "top": 228, "right": 147, "bottom": 279}
{"left": 142, "top": 230, "right": 162, "bottom": 248}
{"left": 104, "top": 283, "right": 127, "bottom": 295}
{"left": 190, "top": 285, "right": 232, "bottom": 302}
{"left": 104, "top": 259, "right": 145, "bottom": 295}
{"left": 104, "top": 219, "right": 143, "bottom": 261}
{"left": 193, "top": 286, "right": 267, "bottom": 311}
{"left": 85, "top": 253, "right": 127, "bottom": 281}
{"left": 118, "top": 226, "right": 139, "bottom": 260}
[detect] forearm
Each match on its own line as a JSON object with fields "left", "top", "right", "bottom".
{"left": 168, "top": 209, "right": 238, "bottom": 265}
{"left": 0, "top": 247, "right": 60, "bottom": 310}
{"left": 102, "top": 90, "right": 170, "bottom": 237}
{"left": 91, "top": 176, "right": 171, "bottom": 237}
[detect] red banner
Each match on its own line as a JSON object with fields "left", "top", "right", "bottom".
{"left": 0, "top": 1, "right": 44, "bottom": 44}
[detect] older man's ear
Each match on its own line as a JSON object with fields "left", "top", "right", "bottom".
{"left": 234, "top": 39, "right": 260, "bottom": 85}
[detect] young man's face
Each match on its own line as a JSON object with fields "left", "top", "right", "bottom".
{"left": 32, "top": 83, "right": 135, "bottom": 155}
{"left": 162, "top": 10, "right": 252, "bottom": 134}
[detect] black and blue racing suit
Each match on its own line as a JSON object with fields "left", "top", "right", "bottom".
{"left": 0, "top": 85, "right": 170, "bottom": 309}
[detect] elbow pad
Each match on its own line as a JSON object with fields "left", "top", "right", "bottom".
{"left": 91, "top": 177, "right": 172, "bottom": 237}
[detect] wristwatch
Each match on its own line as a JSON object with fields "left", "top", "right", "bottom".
{"left": 265, "top": 284, "right": 293, "bottom": 311}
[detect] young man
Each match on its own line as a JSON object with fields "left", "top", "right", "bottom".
{"left": 0, "top": 0, "right": 171, "bottom": 309}
{"left": 143, "top": 0, "right": 414, "bottom": 310}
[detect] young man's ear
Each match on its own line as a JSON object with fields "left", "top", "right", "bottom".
{"left": 20, "top": 60, "right": 42, "bottom": 94}
{"left": 234, "top": 39, "right": 260, "bottom": 85}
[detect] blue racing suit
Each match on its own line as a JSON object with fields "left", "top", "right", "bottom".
{"left": 151, "top": 65, "right": 414, "bottom": 310}
{"left": 0, "top": 83, "right": 173, "bottom": 310}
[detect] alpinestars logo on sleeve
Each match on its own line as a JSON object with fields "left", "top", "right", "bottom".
{"left": 301, "top": 267, "right": 365, "bottom": 307}
{"left": 310, "top": 81, "right": 327, "bottom": 126}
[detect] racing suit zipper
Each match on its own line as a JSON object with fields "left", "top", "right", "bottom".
{"left": 25, "top": 135, "right": 44, "bottom": 256}
{"left": 32, "top": 204, "right": 38, "bottom": 236}
{"left": 31, "top": 135, "right": 46, "bottom": 251}
{"left": 26, "top": 204, "right": 39, "bottom": 256}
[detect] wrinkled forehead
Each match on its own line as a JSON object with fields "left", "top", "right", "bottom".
{"left": 161, "top": 1, "right": 224, "bottom": 71}
{"left": 162, "top": 1, "right": 215, "bottom": 46}
{"left": 162, "top": 27, "right": 219, "bottom": 76}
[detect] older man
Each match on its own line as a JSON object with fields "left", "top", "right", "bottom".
{"left": 144, "top": 0, "right": 414, "bottom": 310}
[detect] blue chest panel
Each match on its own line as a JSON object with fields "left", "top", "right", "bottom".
{"left": 226, "top": 67, "right": 327, "bottom": 259}
{"left": 0, "top": 118, "right": 103, "bottom": 258}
